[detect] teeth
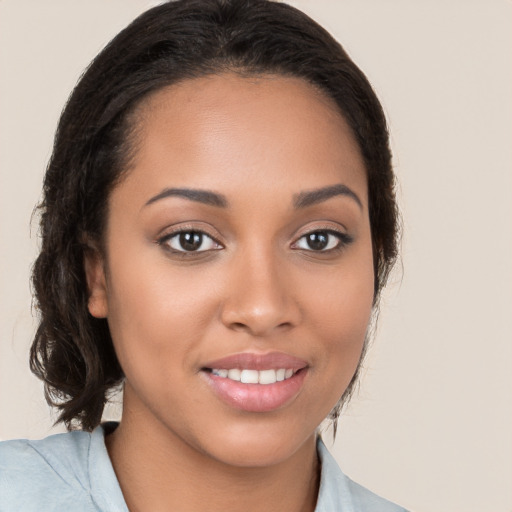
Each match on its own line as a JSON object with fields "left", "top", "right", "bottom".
{"left": 240, "top": 369, "right": 259, "bottom": 384}
{"left": 211, "top": 368, "right": 296, "bottom": 384}
{"left": 258, "top": 369, "right": 276, "bottom": 385}
{"left": 227, "top": 369, "right": 241, "bottom": 381}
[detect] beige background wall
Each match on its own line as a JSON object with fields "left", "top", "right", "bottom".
{"left": 1, "top": 1, "right": 511, "bottom": 511}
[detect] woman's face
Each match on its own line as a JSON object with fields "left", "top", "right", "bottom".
{"left": 87, "top": 73, "right": 374, "bottom": 467}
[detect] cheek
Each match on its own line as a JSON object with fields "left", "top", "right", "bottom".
{"left": 103, "top": 252, "right": 218, "bottom": 378}
{"left": 304, "top": 249, "right": 374, "bottom": 382}
{"left": 315, "top": 288, "right": 372, "bottom": 369}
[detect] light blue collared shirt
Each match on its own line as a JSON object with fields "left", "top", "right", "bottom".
{"left": 0, "top": 424, "right": 407, "bottom": 511}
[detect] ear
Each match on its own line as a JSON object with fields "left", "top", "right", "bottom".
{"left": 84, "top": 245, "right": 108, "bottom": 318}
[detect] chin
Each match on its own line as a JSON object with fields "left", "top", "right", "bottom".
{"left": 193, "top": 417, "right": 317, "bottom": 469}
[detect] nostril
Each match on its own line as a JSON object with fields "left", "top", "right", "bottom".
{"left": 221, "top": 296, "right": 301, "bottom": 336}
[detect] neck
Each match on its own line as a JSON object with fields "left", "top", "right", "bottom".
{"left": 106, "top": 405, "right": 320, "bottom": 512}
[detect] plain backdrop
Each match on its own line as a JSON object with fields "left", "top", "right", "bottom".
{"left": 1, "top": 1, "right": 511, "bottom": 512}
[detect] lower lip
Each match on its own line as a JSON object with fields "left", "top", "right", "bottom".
{"left": 203, "top": 369, "right": 308, "bottom": 413}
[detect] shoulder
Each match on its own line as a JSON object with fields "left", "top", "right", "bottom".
{"left": 316, "top": 438, "right": 408, "bottom": 512}
{"left": 0, "top": 430, "right": 98, "bottom": 512}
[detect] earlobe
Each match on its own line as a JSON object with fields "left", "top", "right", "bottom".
{"left": 84, "top": 247, "right": 108, "bottom": 318}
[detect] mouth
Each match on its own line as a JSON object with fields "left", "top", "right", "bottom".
{"left": 200, "top": 352, "right": 309, "bottom": 412}
{"left": 205, "top": 367, "right": 301, "bottom": 384}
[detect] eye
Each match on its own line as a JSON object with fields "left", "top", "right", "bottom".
{"left": 160, "top": 230, "right": 222, "bottom": 253}
{"left": 293, "top": 230, "right": 352, "bottom": 252}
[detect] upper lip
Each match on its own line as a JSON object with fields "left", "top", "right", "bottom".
{"left": 202, "top": 351, "right": 308, "bottom": 371}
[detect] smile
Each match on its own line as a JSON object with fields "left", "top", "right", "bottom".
{"left": 201, "top": 352, "right": 308, "bottom": 412}
{"left": 209, "top": 368, "right": 296, "bottom": 384}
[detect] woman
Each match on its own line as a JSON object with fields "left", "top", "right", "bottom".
{"left": 0, "top": 0, "right": 404, "bottom": 510}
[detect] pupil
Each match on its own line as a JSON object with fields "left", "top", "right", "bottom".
{"left": 179, "top": 232, "right": 202, "bottom": 251}
{"left": 307, "top": 232, "right": 328, "bottom": 250}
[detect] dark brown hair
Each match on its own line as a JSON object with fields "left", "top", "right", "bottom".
{"left": 30, "top": 0, "right": 399, "bottom": 431}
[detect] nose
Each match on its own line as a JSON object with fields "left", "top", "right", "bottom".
{"left": 220, "top": 246, "right": 301, "bottom": 337}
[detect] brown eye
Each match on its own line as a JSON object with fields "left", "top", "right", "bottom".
{"left": 179, "top": 232, "right": 203, "bottom": 251}
{"left": 304, "top": 232, "right": 329, "bottom": 250}
{"left": 294, "top": 230, "right": 353, "bottom": 252}
{"left": 163, "top": 231, "right": 221, "bottom": 252}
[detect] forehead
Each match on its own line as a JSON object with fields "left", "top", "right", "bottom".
{"left": 120, "top": 72, "right": 367, "bottom": 207}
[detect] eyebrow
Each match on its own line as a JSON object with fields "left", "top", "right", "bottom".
{"left": 293, "top": 184, "right": 363, "bottom": 210}
{"left": 144, "top": 187, "right": 228, "bottom": 208}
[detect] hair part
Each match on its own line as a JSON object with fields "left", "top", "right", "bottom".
{"left": 31, "top": 0, "right": 399, "bottom": 431}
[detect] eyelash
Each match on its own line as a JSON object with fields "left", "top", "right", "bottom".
{"left": 157, "top": 227, "right": 353, "bottom": 256}
{"left": 157, "top": 229, "right": 223, "bottom": 255}
{"left": 292, "top": 229, "right": 354, "bottom": 253}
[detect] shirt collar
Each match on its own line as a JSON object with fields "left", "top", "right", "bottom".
{"left": 315, "top": 436, "right": 356, "bottom": 512}
{"left": 89, "top": 424, "right": 128, "bottom": 512}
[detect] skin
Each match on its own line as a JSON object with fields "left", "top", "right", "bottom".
{"left": 86, "top": 73, "right": 374, "bottom": 512}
